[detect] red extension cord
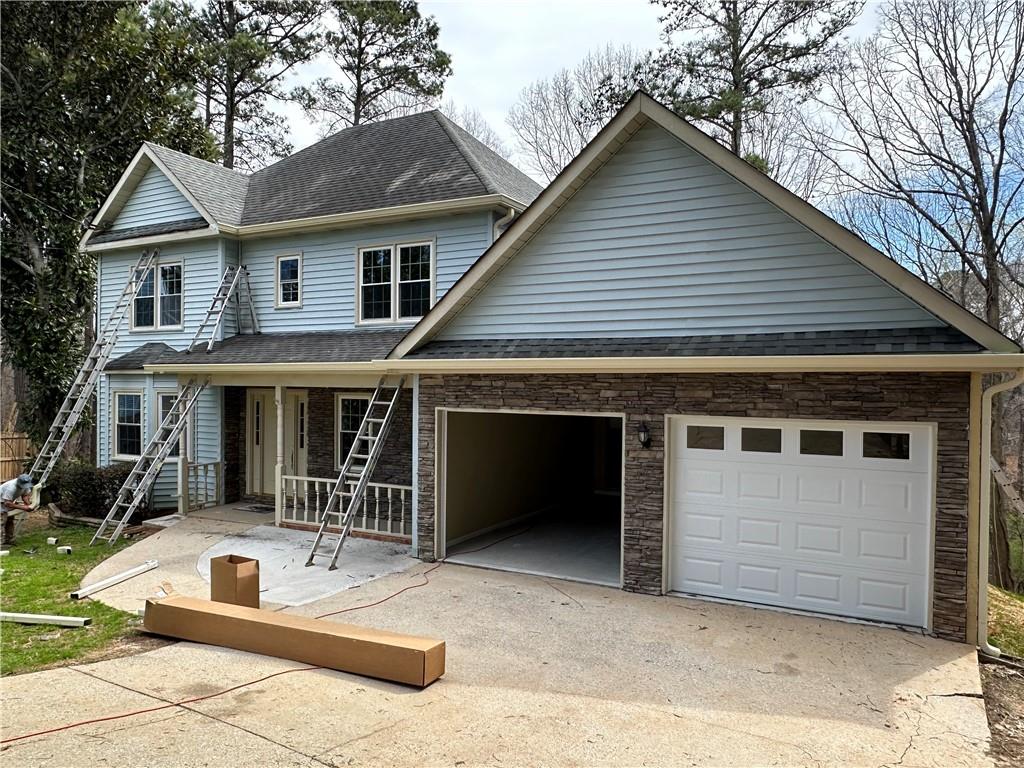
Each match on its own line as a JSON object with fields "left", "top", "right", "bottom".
{"left": 2, "top": 526, "right": 534, "bottom": 747}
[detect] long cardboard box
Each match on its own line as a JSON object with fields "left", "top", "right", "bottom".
{"left": 144, "top": 594, "right": 445, "bottom": 687}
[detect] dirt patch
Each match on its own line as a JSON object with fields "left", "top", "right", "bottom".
{"left": 982, "top": 662, "right": 1024, "bottom": 767}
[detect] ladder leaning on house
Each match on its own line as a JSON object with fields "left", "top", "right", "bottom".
{"left": 306, "top": 376, "right": 406, "bottom": 570}
{"left": 28, "top": 249, "right": 158, "bottom": 491}
{"left": 187, "top": 264, "right": 259, "bottom": 353}
{"left": 91, "top": 379, "right": 208, "bottom": 546}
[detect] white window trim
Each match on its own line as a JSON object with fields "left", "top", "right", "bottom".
{"left": 335, "top": 392, "right": 372, "bottom": 469}
{"left": 275, "top": 253, "right": 303, "bottom": 309}
{"left": 355, "top": 239, "right": 436, "bottom": 326}
{"left": 130, "top": 259, "right": 184, "bottom": 332}
{"left": 112, "top": 390, "right": 145, "bottom": 461}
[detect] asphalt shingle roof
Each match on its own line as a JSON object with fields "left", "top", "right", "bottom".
{"left": 89, "top": 218, "right": 208, "bottom": 245}
{"left": 406, "top": 327, "right": 983, "bottom": 359}
{"left": 144, "top": 143, "right": 250, "bottom": 226}
{"left": 106, "top": 342, "right": 178, "bottom": 371}
{"left": 150, "top": 329, "right": 409, "bottom": 365}
{"left": 239, "top": 111, "right": 541, "bottom": 226}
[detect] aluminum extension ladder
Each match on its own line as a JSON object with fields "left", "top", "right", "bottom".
{"left": 91, "top": 379, "right": 208, "bottom": 546}
{"left": 187, "top": 264, "right": 259, "bottom": 352}
{"left": 29, "top": 249, "right": 158, "bottom": 489}
{"left": 305, "top": 376, "right": 405, "bottom": 570}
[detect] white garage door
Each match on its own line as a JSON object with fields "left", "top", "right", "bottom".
{"left": 669, "top": 418, "right": 933, "bottom": 627}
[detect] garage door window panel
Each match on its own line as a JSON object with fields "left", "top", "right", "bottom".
{"left": 863, "top": 432, "right": 911, "bottom": 460}
{"left": 741, "top": 427, "right": 782, "bottom": 453}
{"left": 800, "top": 429, "right": 844, "bottom": 457}
{"left": 686, "top": 425, "right": 724, "bottom": 450}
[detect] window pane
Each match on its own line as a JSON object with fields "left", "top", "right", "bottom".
{"left": 863, "top": 431, "right": 910, "bottom": 460}
{"left": 686, "top": 425, "right": 724, "bottom": 450}
{"left": 134, "top": 269, "right": 154, "bottom": 327}
{"left": 361, "top": 248, "right": 391, "bottom": 284}
{"left": 134, "top": 296, "right": 154, "bottom": 327}
{"left": 279, "top": 257, "right": 298, "bottom": 282}
{"left": 158, "top": 265, "right": 182, "bottom": 326}
{"left": 361, "top": 285, "right": 391, "bottom": 319}
{"left": 800, "top": 429, "right": 843, "bottom": 456}
{"left": 118, "top": 394, "right": 141, "bottom": 423}
{"left": 741, "top": 427, "right": 782, "bottom": 453}
{"left": 399, "top": 244, "right": 431, "bottom": 281}
{"left": 338, "top": 398, "right": 369, "bottom": 464}
{"left": 398, "top": 280, "right": 430, "bottom": 318}
{"left": 280, "top": 281, "right": 299, "bottom": 304}
{"left": 160, "top": 295, "right": 181, "bottom": 326}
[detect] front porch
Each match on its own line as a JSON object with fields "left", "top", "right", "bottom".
{"left": 177, "top": 375, "right": 413, "bottom": 543}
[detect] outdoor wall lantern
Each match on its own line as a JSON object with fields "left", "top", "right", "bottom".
{"left": 637, "top": 422, "right": 652, "bottom": 449}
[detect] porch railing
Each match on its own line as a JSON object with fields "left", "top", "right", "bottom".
{"left": 185, "top": 461, "right": 221, "bottom": 512}
{"left": 280, "top": 474, "right": 412, "bottom": 538}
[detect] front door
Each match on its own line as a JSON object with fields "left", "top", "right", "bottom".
{"left": 247, "top": 389, "right": 308, "bottom": 496}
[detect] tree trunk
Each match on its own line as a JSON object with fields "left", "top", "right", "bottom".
{"left": 223, "top": 84, "right": 235, "bottom": 168}
{"left": 987, "top": 265, "right": 1015, "bottom": 588}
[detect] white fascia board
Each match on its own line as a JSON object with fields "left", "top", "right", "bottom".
{"left": 84, "top": 227, "right": 219, "bottom": 253}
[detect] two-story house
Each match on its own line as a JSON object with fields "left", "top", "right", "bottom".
{"left": 81, "top": 93, "right": 1023, "bottom": 649}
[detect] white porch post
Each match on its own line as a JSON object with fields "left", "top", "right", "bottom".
{"left": 274, "top": 385, "right": 284, "bottom": 525}
{"left": 177, "top": 380, "right": 190, "bottom": 516}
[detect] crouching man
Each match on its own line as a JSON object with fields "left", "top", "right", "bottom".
{"left": 1, "top": 474, "right": 34, "bottom": 544}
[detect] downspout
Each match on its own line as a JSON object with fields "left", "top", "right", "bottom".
{"left": 492, "top": 207, "right": 516, "bottom": 243}
{"left": 978, "top": 368, "right": 1024, "bottom": 656}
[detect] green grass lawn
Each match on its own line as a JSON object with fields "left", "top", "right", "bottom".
{"left": 989, "top": 585, "right": 1024, "bottom": 659}
{"left": 1, "top": 525, "right": 146, "bottom": 675}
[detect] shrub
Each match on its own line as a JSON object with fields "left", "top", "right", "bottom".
{"left": 47, "top": 460, "right": 154, "bottom": 520}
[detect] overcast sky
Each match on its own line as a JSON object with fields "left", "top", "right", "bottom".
{"left": 279, "top": 0, "right": 882, "bottom": 165}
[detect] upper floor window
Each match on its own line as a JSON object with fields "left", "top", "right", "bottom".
{"left": 133, "top": 262, "right": 182, "bottom": 329}
{"left": 357, "top": 241, "right": 433, "bottom": 324}
{"left": 276, "top": 254, "right": 301, "bottom": 308}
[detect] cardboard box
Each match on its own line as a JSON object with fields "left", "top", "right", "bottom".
{"left": 210, "top": 554, "right": 260, "bottom": 608}
{"left": 143, "top": 594, "right": 445, "bottom": 687}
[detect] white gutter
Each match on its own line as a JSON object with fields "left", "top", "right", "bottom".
{"left": 978, "top": 368, "right": 1024, "bottom": 656}
{"left": 144, "top": 353, "right": 1024, "bottom": 376}
{"left": 492, "top": 207, "right": 517, "bottom": 242}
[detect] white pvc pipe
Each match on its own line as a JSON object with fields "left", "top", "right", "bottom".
{"left": 978, "top": 368, "right": 1024, "bottom": 656}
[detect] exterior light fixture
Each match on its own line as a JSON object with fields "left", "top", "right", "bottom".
{"left": 638, "top": 422, "right": 652, "bottom": 449}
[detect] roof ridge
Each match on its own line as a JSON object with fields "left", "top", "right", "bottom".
{"left": 431, "top": 110, "right": 499, "bottom": 196}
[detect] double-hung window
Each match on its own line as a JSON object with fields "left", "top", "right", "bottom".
{"left": 133, "top": 261, "right": 182, "bottom": 329}
{"left": 358, "top": 241, "right": 433, "bottom": 323}
{"left": 336, "top": 395, "right": 370, "bottom": 468}
{"left": 276, "top": 254, "right": 301, "bottom": 307}
{"left": 114, "top": 392, "right": 143, "bottom": 458}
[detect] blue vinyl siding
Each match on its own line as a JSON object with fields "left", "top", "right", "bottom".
{"left": 111, "top": 164, "right": 200, "bottom": 231}
{"left": 239, "top": 212, "right": 491, "bottom": 332}
{"left": 99, "top": 238, "right": 223, "bottom": 358}
{"left": 96, "top": 373, "right": 222, "bottom": 509}
{"left": 437, "top": 123, "right": 942, "bottom": 340}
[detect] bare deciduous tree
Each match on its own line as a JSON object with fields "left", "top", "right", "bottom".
{"left": 805, "top": 0, "right": 1024, "bottom": 587}
{"left": 439, "top": 100, "right": 511, "bottom": 159}
{"left": 506, "top": 44, "right": 641, "bottom": 181}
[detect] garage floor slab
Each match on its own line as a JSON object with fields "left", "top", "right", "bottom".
{"left": 446, "top": 519, "right": 621, "bottom": 586}
{"left": 4, "top": 560, "right": 992, "bottom": 767}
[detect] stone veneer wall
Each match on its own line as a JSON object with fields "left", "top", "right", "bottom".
{"left": 416, "top": 372, "right": 972, "bottom": 642}
{"left": 221, "top": 387, "right": 413, "bottom": 500}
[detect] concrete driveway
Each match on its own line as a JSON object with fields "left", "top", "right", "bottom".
{"left": 1, "top": 560, "right": 991, "bottom": 767}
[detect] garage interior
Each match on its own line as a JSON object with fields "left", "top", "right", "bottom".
{"left": 442, "top": 410, "right": 623, "bottom": 586}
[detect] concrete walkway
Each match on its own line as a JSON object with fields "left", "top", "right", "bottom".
{"left": 79, "top": 513, "right": 414, "bottom": 612}
{"left": 1, "top": 557, "right": 993, "bottom": 767}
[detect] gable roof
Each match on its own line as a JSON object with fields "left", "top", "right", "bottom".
{"left": 144, "top": 143, "right": 249, "bottom": 226}
{"left": 391, "top": 92, "right": 1020, "bottom": 356}
{"left": 83, "top": 111, "right": 541, "bottom": 249}
{"left": 240, "top": 111, "right": 540, "bottom": 226}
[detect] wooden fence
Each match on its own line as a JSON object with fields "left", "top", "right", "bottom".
{"left": 0, "top": 432, "right": 31, "bottom": 480}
